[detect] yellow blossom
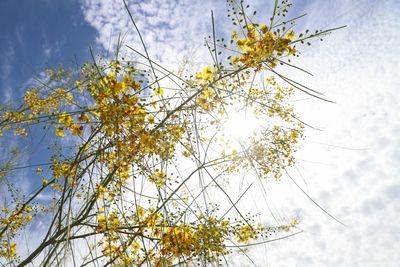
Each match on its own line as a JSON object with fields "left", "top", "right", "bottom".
{"left": 286, "top": 30, "right": 296, "bottom": 39}
{"left": 196, "top": 66, "right": 214, "bottom": 83}
{"left": 55, "top": 127, "right": 65, "bottom": 137}
{"left": 132, "top": 242, "right": 140, "bottom": 253}
{"left": 154, "top": 87, "right": 164, "bottom": 96}
{"left": 259, "top": 24, "right": 268, "bottom": 33}
{"left": 8, "top": 242, "right": 16, "bottom": 258}
{"left": 36, "top": 167, "right": 43, "bottom": 174}
{"left": 71, "top": 123, "right": 83, "bottom": 136}
{"left": 149, "top": 170, "right": 167, "bottom": 187}
{"left": 14, "top": 127, "right": 27, "bottom": 136}
{"left": 231, "top": 56, "right": 239, "bottom": 64}
{"left": 58, "top": 112, "right": 74, "bottom": 128}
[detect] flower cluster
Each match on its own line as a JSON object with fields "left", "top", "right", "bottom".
{"left": 0, "top": 206, "right": 34, "bottom": 259}
{"left": 94, "top": 204, "right": 293, "bottom": 266}
{"left": 231, "top": 24, "right": 297, "bottom": 69}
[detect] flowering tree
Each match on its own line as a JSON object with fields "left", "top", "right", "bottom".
{"left": 0, "top": 0, "right": 342, "bottom": 266}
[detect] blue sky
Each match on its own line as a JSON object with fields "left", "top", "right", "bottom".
{"left": 1, "top": 0, "right": 399, "bottom": 266}
{"left": 0, "top": 0, "right": 97, "bottom": 100}
{"left": 0, "top": 0, "right": 99, "bottom": 197}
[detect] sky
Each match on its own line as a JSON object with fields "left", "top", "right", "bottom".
{"left": 0, "top": 0, "right": 97, "bottom": 101}
{"left": 0, "top": 0, "right": 399, "bottom": 266}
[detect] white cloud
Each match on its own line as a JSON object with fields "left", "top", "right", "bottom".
{"left": 259, "top": 0, "right": 400, "bottom": 266}
{"left": 78, "top": 0, "right": 400, "bottom": 266}
{"left": 80, "top": 0, "right": 226, "bottom": 68}
{"left": 0, "top": 45, "right": 15, "bottom": 102}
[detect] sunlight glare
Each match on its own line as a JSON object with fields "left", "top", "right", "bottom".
{"left": 223, "top": 110, "right": 261, "bottom": 140}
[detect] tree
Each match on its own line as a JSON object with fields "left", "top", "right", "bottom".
{"left": 0, "top": 0, "right": 342, "bottom": 266}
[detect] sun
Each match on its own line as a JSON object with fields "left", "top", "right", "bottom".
{"left": 223, "top": 109, "right": 261, "bottom": 141}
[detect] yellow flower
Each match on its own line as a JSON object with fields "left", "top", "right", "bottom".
{"left": 36, "top": 167, "right": 43, "bottom": 174}
{"left": 236, "top": 225, "right": 257, "bottom": 243}
{"left": 231, "top": 56, "right": 239, "bottom": 64}
{"left": 24, "top": 207, "right": 32, "bottom": 213}
{"left": 200, "top": 66, "right": 214, "bottom": 82}
{"left": 149, "top": 170, "right": 167, "bottom": 187}
{"left": 14, "top": 127, "right": 28, "bottom": 136}
{"left": 132, "top": 242, "right": 140, "bottom": 253}
{"left": 286, "top": 30, "right": 296, "bottom": 40}
{"left": 231, "top": 31, "right": 237, "bottom": 39}
{"left": 8, "top": 242, "right": 16, "bottom": 258}
{"left": 52, "top": 160, "right": 63, "bottom": 179}
{"left": 61, "top": 163, "right": 72, "bottom": 178}
{"left": 58, "top": 112, "right": 74, "bottom": 128}
{"left": 98, "top": 215, "right": 106, "bottom": 222}
{"left": 55, "top": 127, "right": 65, "bottom": 137}
{"left": 236, "top": 38, "right": 246, "bottom": 48}
{"left": 147, "top": 114, "right": 155, "bottom": 123}
{"left": 136, "top": 205, "right": 146, "bottom": 218}
{"left": 154, "top": 87, "right": 164, "bottom": 96}
{"left": 259, "top": 24, "right": 268, "bottom": 33}
{"left": 287, "top": 46, "right": 297, "bottom": 55}
{"left": 96, "top": 184, "right": 106, "bottom": 199}
{"left": 71, "top": 123, "right": 83, "bottom": 136}
{"left": 74, "top": 80, "right": 83, "bottom": 86}
{"left": 78, "top": 113, "right": 91, "bottom": 123}
{"left": 42, "top": 179, "right": 49, "bottom": 187}
{"left": 290, "top": 130, "right": 299, "bottom": 142}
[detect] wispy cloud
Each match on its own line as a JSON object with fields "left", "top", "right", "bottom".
{"left": 258, "top": 1, "right": 400, "bottom": 266}
{"left": 80, "top": 0, "right": 231, "bottom": 67}
{"left": 0, "top": 44, "right": 16, "bottom": 102}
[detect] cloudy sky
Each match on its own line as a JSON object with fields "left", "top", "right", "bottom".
{"left": 1, "top": 0, "right": 399, "bottom": 266}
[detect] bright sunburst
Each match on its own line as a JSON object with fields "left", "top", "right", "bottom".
{"left": 223, "top": 109, "right": 261, "bottom": 141}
